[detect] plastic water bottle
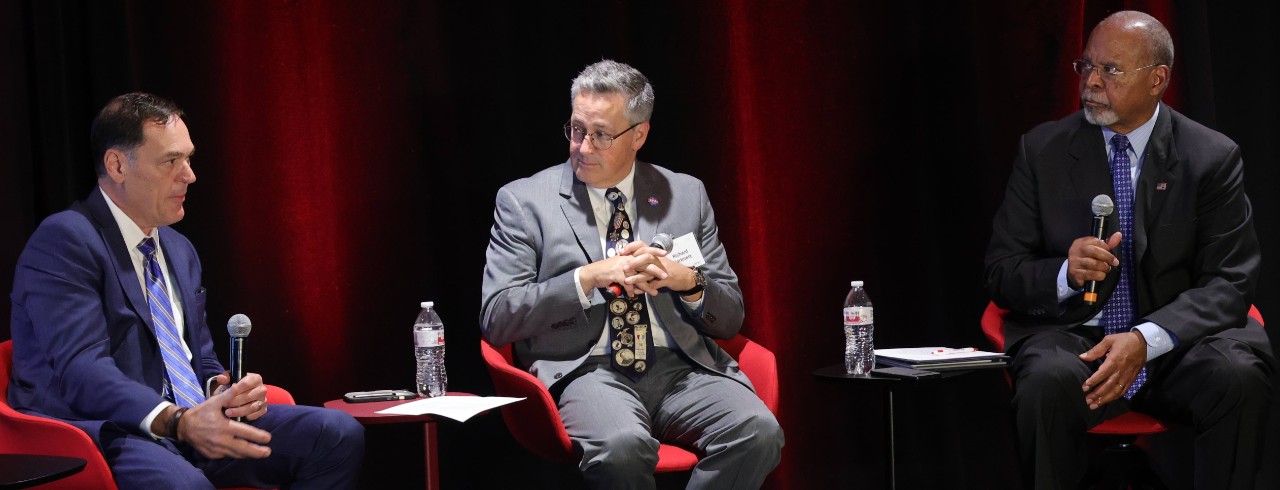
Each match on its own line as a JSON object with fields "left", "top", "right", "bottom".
{"left": 414, "top": 301, "right": 446, "bottom": 397}
{"left": 843, "top": 281, "right": 875, "bottom": 376}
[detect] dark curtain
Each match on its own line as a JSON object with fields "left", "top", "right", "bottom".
{"left": 3, "top": 1, "right": 1276, "bottom": 488}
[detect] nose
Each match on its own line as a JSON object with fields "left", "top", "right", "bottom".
{"left": 179, "top": 160, "right": 196, "bottom": 184}
{"left": 1083, "top": 67, "right": 1105, "bottom": 88}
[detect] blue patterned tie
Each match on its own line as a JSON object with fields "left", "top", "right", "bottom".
{"left": 138, "top": 238, "right": 204, "bottom": 408}
{"left": 604, "top": 188, "right": 651, "bottom": 379}
{"left": 1102, "top": 134, "right": 1146, "bottom": 398}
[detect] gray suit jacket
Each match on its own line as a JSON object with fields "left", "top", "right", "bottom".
{"left": 480, "top": 160, "right": 751, "bottom": 391}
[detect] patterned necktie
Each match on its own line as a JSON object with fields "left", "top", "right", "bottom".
{"left": 138, "top": 238, "right": 204, "bottom": 408}
{"left": 1102, "top": 134, "right": 1146, "bottom": 398}
{"left": 604, "top": 188, "right": 651, "bottom": 379}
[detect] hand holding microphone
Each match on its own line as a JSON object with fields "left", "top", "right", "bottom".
{"left": 1080, "top": 195, "right": 1120, "bottom": 305}
{"left": 226, "top": 314, "right": 252, "bottom": 422}
{"left": 602, "top": 233, "right": 674, "bottom": 298}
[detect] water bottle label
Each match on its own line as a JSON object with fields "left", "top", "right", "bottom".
{"left": 414, "top": 330, "right": 445, "bottom": 347}
{"left": 843, "top": 306, "right": 873, "bottom": 326}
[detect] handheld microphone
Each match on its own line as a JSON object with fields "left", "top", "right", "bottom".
{"left": 1083, "top": 195, "right": 1115, "bottom": 305}
{"left": 227, "top": 314, "right": 252, "bottom": 422}
{"left": 606, "top": 233, "right": 675, "bottom": 297}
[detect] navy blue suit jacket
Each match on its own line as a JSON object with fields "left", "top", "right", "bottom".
{"left": 8, "top": 189, "right": 224, "bottom": 443}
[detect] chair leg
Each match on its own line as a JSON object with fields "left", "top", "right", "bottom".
{"left": 1088, "top": 436, "right": 1167, "bottom": 490}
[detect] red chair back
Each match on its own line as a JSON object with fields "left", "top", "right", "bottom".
{"left": 479, "top": 340, "right": 576, "bottom": 464}
{"left": 983, "top": 302, "right": 1266, "bottom": 351}
{"left": 1, "top": 340, "right": 119, "bottom": 489}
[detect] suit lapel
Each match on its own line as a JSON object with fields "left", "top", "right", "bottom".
{"left": 159, "top": 227, "right": 200, "bottom": 348}
{"left": 559, "top": 161, "right": 602, "bottom": 264}
{"left": 1066, "top": 120, "right": 1114, "bottom": 213}
{"left": 84, "top": 190, "right": 155, "bottom": 335}
{"left": 633, "top": 161, "right": 669, "bottom": 244}
{"left": 1133, "top": 104, "right": 1177, "bottom": 266}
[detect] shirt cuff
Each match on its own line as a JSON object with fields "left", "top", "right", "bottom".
{"left": 1133, "top": 322, "right": 1177, "bottom": 361}
{"left": 573, "top": 267, "right": 593, "bottom": 310}
{"left": 1056, "top": 260, "right": 1081, "bottom": 303}
{"left": 141, "top": 401, "right": 175, "bottom": 439}
{"left": 680, "top": 294, "right": 705, "bottom": 315}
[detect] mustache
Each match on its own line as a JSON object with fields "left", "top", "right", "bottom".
{"left": 1081, "top": 94, "right": 1109, "bottom": 106}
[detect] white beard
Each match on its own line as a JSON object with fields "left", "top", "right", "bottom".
{"left": 1082, "top": 100, "right": 1119, "bottom": 127}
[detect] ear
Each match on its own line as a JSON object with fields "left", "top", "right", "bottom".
{"left": 630, "top": 122, "right": 650, "bottom": 152}
{"left": 103, "top": 149, "right": 129, "bottom": 184}
{"left": 1148, "top": 65, "right": 1170, "bottom": 96}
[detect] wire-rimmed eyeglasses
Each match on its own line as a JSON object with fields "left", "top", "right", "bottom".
{"left": 563, "top": 121, "right": 642, "bottom": 151}
{"left": 1072, "top": 59, "right": 1161, "bottom": 82}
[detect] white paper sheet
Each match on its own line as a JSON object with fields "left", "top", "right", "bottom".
{"left": 375, "top": 395, "right": 525, "bottom": 422}
{"left": 874, "top": 347, "right": 1006, "bottom": 363}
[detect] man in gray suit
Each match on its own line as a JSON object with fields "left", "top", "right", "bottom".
{"left": 480, "top": 60, "right": 783, "bottom": 489}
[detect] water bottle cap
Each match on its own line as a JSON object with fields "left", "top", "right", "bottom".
{"left": 850, "top": 280, "right": 864, "bottom": 287}
{"left": 421, "top": 301, "right": 434, "bottom": 308}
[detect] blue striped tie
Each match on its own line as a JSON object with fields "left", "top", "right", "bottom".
{"left": 1103, "top": 134, "right": 1146, "bottom": 398}
{"left": 138, "top": 238, "right": 204, "bottom": 408}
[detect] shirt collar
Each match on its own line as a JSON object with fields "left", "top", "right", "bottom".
{"left": 99, "top": 186, "right": 157, "bottom": 252}
{"left": 1102, "top": 103, "right": 1161, "bottom": 160}
{"left": 585, "top": 162, "right": 638, "bottom": 205}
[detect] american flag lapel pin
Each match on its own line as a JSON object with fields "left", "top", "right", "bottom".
{"left": 647, "top": 196, "right": 659, "bottom": 206}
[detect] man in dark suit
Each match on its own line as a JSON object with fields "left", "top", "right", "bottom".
{"left": 480, "top": 60, "right": 782, "bottom": 488}
{"left": 985, "top": 11, "right": 1273, "bottom": 489}
{"left": 8, "top": 93, "right": 364, "bottom": 488}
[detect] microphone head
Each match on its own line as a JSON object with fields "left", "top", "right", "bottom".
{"left": 651, "top": 233, "right": 674, "bottom": 251}
{"left": 1091, "top": 195, "right": 1115, "bottom": 217}
{"left": 227, "top": 314, "right": 252, "bottom": 338}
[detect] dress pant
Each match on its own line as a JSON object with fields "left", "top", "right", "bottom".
{"left": 1009, "top": 327, "right": 1271, "bottom": 490}
{"left": 101, "top": 404, "right": 364, "bottom": 489}
{"left": 553, "top": 348, "right": 783, "bottom": 490}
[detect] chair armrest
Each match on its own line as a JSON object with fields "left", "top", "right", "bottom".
{"left": 479, "top": 341, "right": 576, "bottom": 463}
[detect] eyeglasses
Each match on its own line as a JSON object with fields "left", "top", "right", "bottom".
{"left": 1072, "top": 59, "right": 1161, "bottom": 82}
{"left": 563, "top": 121, "right": 642, "bottom": 151}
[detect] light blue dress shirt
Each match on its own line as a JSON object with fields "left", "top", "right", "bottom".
{"left": 1055, "top": 105, "right": 1177, "bottom": 361}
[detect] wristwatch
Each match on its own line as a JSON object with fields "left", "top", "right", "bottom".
{"left": 676, "top": 266, "right": 706, "bottom": 295}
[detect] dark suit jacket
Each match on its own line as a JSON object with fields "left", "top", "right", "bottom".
{"left": 7, "top": 189, "right": 224, "bottom": 443}
{"left": 984, "top": 104, "right": 1269, "bottom": 367}
{"left": 479, "top": 161, "right": 751, "bottom": 391}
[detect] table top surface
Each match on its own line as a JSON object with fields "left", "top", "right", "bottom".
{"left": 323, "top": 392, "right": 475, "bottom": 424}
{"left": 812, "top": 364, "right": 976, "bottom": 385}
{"left": 0, "top": 454, "right": 86, "bottom": 489}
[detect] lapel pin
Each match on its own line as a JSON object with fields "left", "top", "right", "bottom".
{"left": 1156, "top": 183, "right": 1168, "bottom": 190}
{"left": 647, "top": 197, "right": 659, "bottom": 206}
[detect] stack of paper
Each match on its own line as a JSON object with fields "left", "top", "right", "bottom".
{"left": 875, "top": 347, "right": 1008, "bottom": 371}
{"left": 376, "top": 396, "right": 524, "bottom": 422}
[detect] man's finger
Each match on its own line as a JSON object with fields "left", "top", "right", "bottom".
{"left": 1078, "top": 339, "right": 1110, "bottom": 362}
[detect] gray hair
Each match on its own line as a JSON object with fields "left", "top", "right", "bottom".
{"left": 570, "top": 60, "right": 655, "bottom": 124}
{"left": 1102, "top": 10, "right": 1175, "bottom": 69}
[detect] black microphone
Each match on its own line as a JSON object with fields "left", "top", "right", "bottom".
{"left": 1084, "top": 195, "right": 1115, "bottom": 305}
{"left": 606, "top": 233, "right": 675, "bottom": 297}
{"left": 227, "top": 314, "right": 251, "bottom": 422}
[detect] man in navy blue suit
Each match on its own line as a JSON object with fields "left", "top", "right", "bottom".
{"left": 7, "top": 93, "right": 364, "bottom": 489}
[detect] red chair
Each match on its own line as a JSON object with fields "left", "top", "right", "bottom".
{"left": 980, "top": 302, "right": 1265, "bottom": 484}
{"left": 480, "top": 334, "right": 779, "bottom": 473}
{"left": 1, "top": 339, "right": 294, "bottom": 489}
